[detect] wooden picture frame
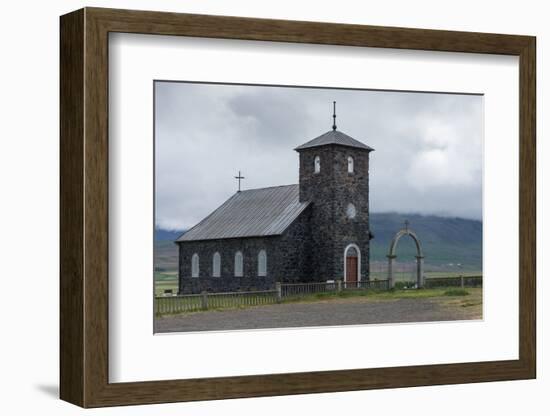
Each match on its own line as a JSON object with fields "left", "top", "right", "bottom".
{"left": 60, "top": 7, "right": 536, "bottom": 408}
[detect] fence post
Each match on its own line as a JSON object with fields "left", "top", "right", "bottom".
{"left": 416, "top": 255, "right": 424, "bottom": 288}
{"left": 460, "top": 275, "right": 464, "bottom": 289}
{"left": 387, "top": 254, "right": 396, "bottom": 289}
{"left": 276, "top": 282, "right": 282, "bottom": 303}
{"left": 201, "top": 291, "right": 208, "bottom": 310}
{"left": 337, "top": 280, "right": 342, "bottom": 293}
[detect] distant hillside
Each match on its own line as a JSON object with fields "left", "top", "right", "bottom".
{"left": 368, "top": 213, "right": 481, "bottom": 271}
{"left": 155, "top": 213, "right": 482, "bottom": 272}
{"left": 155, "top": 228, "right": 184, "bottom": 242}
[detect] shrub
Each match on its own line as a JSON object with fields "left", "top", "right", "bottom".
{"left": 395, "top": 281, "right": 416, "bottom": 290}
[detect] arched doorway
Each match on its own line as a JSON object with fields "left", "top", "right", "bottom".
{"left": 387, "top": 221, "right": 424, "bottom": 289}
{"left": 344, "top": 244, "right": 361, "bottom": 288}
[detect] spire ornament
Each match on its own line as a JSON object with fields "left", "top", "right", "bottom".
{"left": 332, "top": 101, "right": 337, "bottom": 131}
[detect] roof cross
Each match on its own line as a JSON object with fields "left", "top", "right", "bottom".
{"left": 234, "top": 170, "right": 245, "bottom": 192}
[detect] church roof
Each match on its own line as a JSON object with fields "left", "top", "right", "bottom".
{"left": 294, "top": 129, "right": 374, "bottom": 152}
{"left": 176, "top": 184, "right": 309, "bottom": 242}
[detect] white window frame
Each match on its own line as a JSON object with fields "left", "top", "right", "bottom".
{"left": 314, "top": 155, "right": 321, "bottom": 174}
{"left": 212, "top": 252, "right": 221, "bottom": 277}
{"left": 343, "top": 243, "right": 361, "bottom": 283}
{"left": 346, "top": 203, "right": 357, "bottom": 219}
{"left": 347, "top": 156, "right": 354, "bottom": 173}
{"left": 191, "top": 253, "right": 199, "bottom": 278}
{"left": 258, "top": 250, "right": 267, "bottom": 277}
{"left": 234, "top": 251, "right": 244, "bottom": 277}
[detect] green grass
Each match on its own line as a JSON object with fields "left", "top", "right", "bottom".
{"left": 255, "top": 288, "right": 454, "bottom": 303}
{"left": 155, "top": 278, "right": 178, "bottom": 296}
{"left": 364, "top": 288, "right": 458, "bottom": 300}
{"left": 443, "top": 288, "right": 470, "bottom": 296}
{"left": 369, "top": 271, "right": 482, "bottom": 282}
{"left": 285, "top": 289, "right": 380, "bottom": 303}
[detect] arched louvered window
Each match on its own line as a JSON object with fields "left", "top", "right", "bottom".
{"left": 347, "top": 156, "right": 354, "bottom": 173}
{"left": 191, "top": 253, "right": 199, "bottom": 278}
{"left": 234, "top": 251, "right": 243, "bottom": 277}
{"left": 258, "top": 250, "right": 267, "bottom": 277}
{"left": 314, "top": 155, "right": 321, "bottom": 174}
{"left": 212, "top": 252, "right": 221, "bottom": 277}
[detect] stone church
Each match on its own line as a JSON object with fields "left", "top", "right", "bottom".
{"left": 176, "top": 108, "right": 374, "bottom": 294}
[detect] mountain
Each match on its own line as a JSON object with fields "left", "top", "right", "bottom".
{"left": 368, "top": 213, "right": 481, "bottom": 271}
{"left": 155, "top": 213, "right": 482, "bottom": 271}
{"left": 155, "top": 228, "right": 185, "bottom": 242}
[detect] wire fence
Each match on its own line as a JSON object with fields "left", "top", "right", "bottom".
{"left": 155, "top": 276, "right": 480, "bottom": 316}
{"left": 280, "top": 281, "right": 336, "bottom": 298}
{"left": 157, "top": 279, "right": 390, "bottom": 315}
{"left": 155, "top": 289, "right": 278, "bottom": 315}
{"left": 342, "top": 280, "right": 390, "bottom": 290}
{"left": 280, "top": 280, "right": 389, "bottom": 299}
{"left": 424, "top": 275, "right": 482, "bottom": 288}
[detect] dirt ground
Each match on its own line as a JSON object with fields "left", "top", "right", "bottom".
{"left": 155, "top": 290, "right": 482, "bottom": 333}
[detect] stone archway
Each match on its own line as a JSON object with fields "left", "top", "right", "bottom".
{"left": 387, "top": 220, "right": 424, "bottom": 289}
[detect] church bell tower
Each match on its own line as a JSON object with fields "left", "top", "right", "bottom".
{"left": 294, "top": 102, "right": 374, "bottom": 282}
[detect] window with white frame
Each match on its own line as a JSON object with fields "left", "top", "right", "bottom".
{"left": 234, "top": 251, "right": 243, "bottom": 277}
{"left": 347, "top": 156, "right": 354, "bottom": 173}
{"left": 212, "top": 252, "right": 221, "bottom": 277}
{"left": 314, "top": 155, "right": 321, "bottom": 174}
{"left": 191, "top": 253, "right": 199, "bottom": 278}
{"left": 346, "top": 203, "right": 357, "bottom": 219}
{"left": 258, "top": 250, "right": 267, "bottom": 277}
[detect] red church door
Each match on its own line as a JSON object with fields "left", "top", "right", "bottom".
{"left": 346, "top": 256, "right": 358, "bottom": 288}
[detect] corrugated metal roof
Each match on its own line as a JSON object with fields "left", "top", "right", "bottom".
{"left": 294, "top": 129, "right": 374, "bottom": 151}
{"left": 176, "top": 184, "right": 309, "bottom": 242}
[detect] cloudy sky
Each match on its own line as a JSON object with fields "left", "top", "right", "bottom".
{"left": 155, "top": 81, "right": 483, "bottom": 231}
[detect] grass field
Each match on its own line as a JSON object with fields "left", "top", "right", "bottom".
{"left": 272, "top": 287, "right": 480, "bottom": 304}
{"left": 155, "top": 271, "right": 179, "bottom": 296}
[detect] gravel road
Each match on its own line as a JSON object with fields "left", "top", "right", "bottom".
{"left": 155, "top": 295, "right": 481, "bottom": 333}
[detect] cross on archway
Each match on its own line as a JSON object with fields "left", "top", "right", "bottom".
{"left": 234, "top": 170, "right": 245, "bottom": 192}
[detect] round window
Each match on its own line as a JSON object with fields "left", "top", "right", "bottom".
{"left": 346, "top": 203, "right": 357, "bottom": 219}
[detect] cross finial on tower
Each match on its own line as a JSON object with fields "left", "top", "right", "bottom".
{"left": 332, "top": 101, "right": 337, "bottom": 131}
{"left": 404, "top": 219, "right": 410, "bottom": 231}
{"left": 234, "top": 170, "right": 245, "bottom": 192}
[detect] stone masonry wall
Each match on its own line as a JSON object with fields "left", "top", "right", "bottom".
{"left": 331, "top": 146, "right": 371, "bottom": 280}
{"left": 298, "top": 146, "right": 337, "bottom": 279}
{"left": 177, "top": 206, "right": 312, "bottom": 294}
{"left": 298, "top": 144, "right": 371, "bottom": 281}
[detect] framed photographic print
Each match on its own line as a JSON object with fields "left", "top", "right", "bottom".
{"left": 60, "top": 7, "right": 536, "bottom": 408}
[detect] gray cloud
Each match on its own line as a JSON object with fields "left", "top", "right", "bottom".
{"left": 155, "top": 82, "right": 483, "bottom": 230}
